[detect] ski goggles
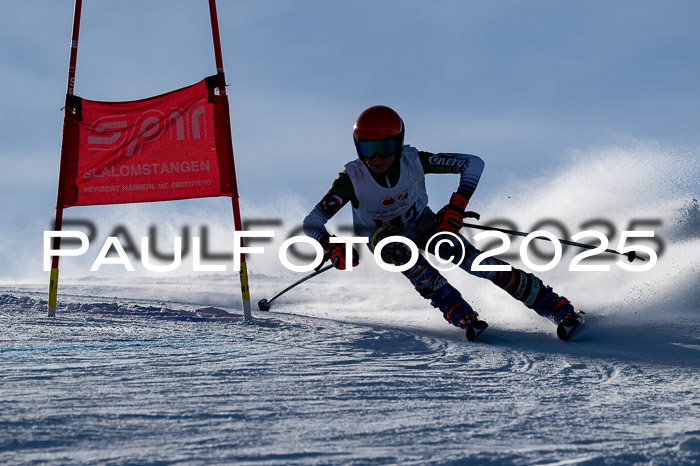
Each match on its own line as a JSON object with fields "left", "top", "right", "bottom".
{"left": 355, "top": 136, "right": 401, "bottom": 159}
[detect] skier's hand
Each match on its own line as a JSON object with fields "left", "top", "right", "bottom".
{"left": 320, "top": 235, "right": 360, "bottom": 270}
{"left": 328, "top": 243, "right": 360, "bottom": 270}
{"left": 435, "top": 192, "right": 469, "bottom": 233}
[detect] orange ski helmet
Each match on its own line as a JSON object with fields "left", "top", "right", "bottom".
{"left": 353, "top": 105, "right": 405, "bottom": 160}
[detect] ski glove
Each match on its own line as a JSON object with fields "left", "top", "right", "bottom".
{"left": 321, "top": 235, "right": 360, "bottom": 270}
{"left": 435, "top": 192, "right": 469, "bottom": 233}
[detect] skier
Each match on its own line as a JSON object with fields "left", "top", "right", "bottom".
{"left": 303, "top": 105, "right": 583, "bottom": 341}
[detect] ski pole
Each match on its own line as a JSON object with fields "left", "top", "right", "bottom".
{"left": 461, "top": 219, "right": 644, "bottom": 262}
{"left": 257, "top": 262, "right": 335, "bottom": 311}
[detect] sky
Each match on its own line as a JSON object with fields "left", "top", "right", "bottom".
{"left": 1, "top": 0, "right": 699, "bottom": 280}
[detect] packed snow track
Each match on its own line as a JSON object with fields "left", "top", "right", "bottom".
{"left": 1, "top": 291, "right": 698, "bottom": 464}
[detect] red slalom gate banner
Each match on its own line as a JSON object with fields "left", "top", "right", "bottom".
{"left": 57, "top": 76, "right": 237, "bottom": 207}
{"left": 50, "top": 0, "right": 253, "bottom": 322}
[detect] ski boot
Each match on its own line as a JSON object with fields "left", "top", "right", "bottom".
{"left": 530, "top": 285, "right": 585, "bottom": 341}
{"left": 493, "top": 268, "right": 584, "bottom": 340}
{"left": 439, "top": 298, "right": 488, "bottom": 342}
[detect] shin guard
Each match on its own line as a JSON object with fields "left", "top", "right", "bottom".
{"left": 402, "top": 256, "right": 476, "bottom": 327}
{"left": 379, "top": 236, "right": 477, "bottom": 327}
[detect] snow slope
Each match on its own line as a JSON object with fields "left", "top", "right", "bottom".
{"left": 1, "top": 284, "right": 698, "bottom": 465}
{"left": 1, "top": 145, "right": 699, "bottom": 464}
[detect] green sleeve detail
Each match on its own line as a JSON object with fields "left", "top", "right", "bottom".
{"left": 324, "top": 171, "right": 358, "bottom": 208}
{"left": 419, "top": 151, "right": 439, "bottom": 173}
{"left": 417, "top": 150, "right": 485, "bottom": 199}
{"left": 303, "top": 170, "right": 358, "bottom": 243}
{"left": 419, "top": 150, "right": 468, "bottom": 174}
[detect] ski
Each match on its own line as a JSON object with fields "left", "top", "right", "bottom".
{"left": 556, "top": 311, "right": 586, "bottom": 341}
{"left": 466, "top": 320, "right": 489, "bottom": 342}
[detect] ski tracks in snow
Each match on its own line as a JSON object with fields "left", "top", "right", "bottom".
{"left": 1, "top": 290, "right": 699, "bottom": 464}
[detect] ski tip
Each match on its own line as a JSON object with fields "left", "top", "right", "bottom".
{"left": 466, "top": 320, "right": 489, "bottom": 342}
{"left": 557, "top": 311, "right": 585, "bottom": 341}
